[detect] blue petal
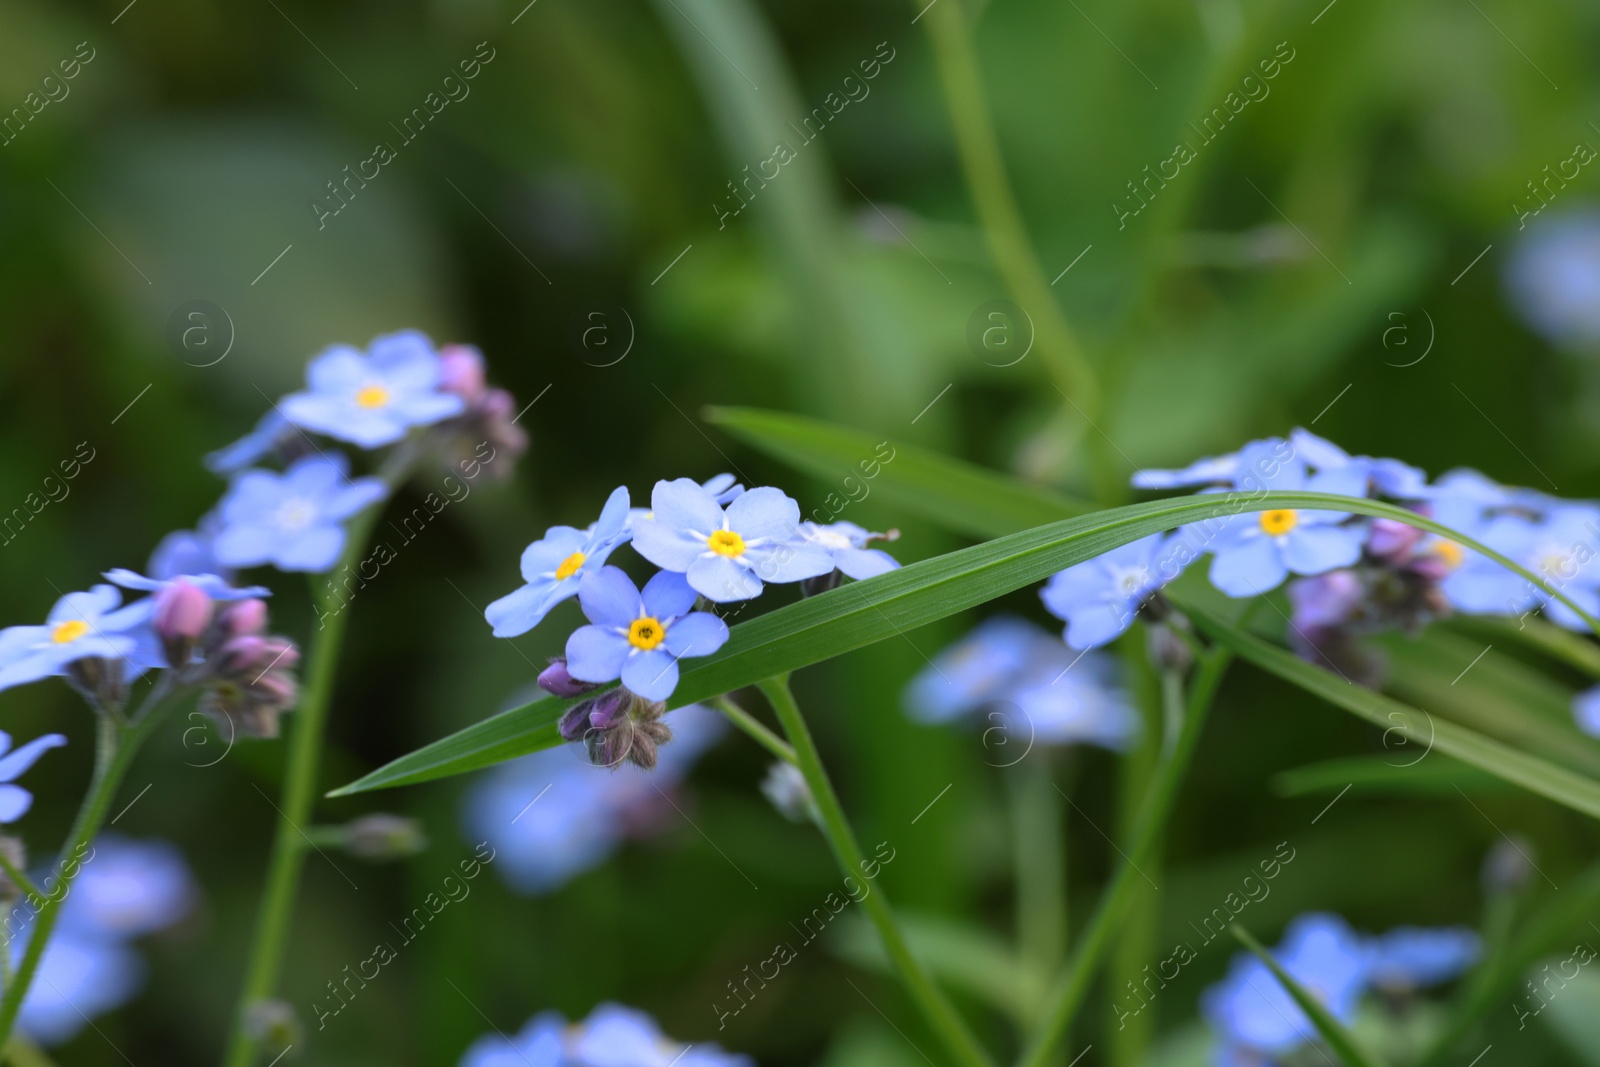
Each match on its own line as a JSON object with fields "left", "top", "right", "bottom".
{"left": 566, "top": 625, "right": 629, "bottom": 684}
{"left": 520, "top": 527, "right": 589, "bottom": 580}
{"left": 325, "top": 478, "right": 389, "bottom": 521}
{"left": 0, "top": 784, "right": 33, "bottom": 823}
{"left": 641, "top": 570, "right": 697, "bottom": 620}
{"left": 622, "top": 649, "right": 679, "bottom": 701}
{"left": 650, "top": 478, "right": 722, "bottom": 535}
{"left": 484, "top": 581, "right": 562, "bottom": 638}
{"left": 663, "top": 612, "right": 729, "bottom": 659}
{"left": 1282, "top": 525, "right": 1365, "bottom": 574}
{"left": 741, "top": 542, "right": 835, "bottom": 584}
{"left": 1063, "top": 603, "right": 1136, "bottom": 649}
{"left": 592, "top": 486, "right": 631, "bottom": 543}
{"left": 687, "top": 555, "right": 762, "bottom": 602}
{"left": 276, "top": 526, "right": 345, "bottom": 572}
{"left": 835, "top": 547, "right": 899, "bottom": 580}
{"left": 305, "top": 344, "right": 368, "bottom": 391}
{"left": 577, "top": 566, "right": 642, "bottom": 628}
{"left": 630, "top": 522, "right": 705, "bottom": 573}
{"left": 47, "top": 586, "right": 121, "bottom": 626}
{"left": 213, "top": 523, "right": 275, "bottom": 568}
{"left": 725, "top": 486, "right": 800, "bottom": 542}
{"left": 1210, "top": 537, "right": 1289, "bottom": 597}
{"left": 0, "top": 733, "right": 66, "bottom": 784}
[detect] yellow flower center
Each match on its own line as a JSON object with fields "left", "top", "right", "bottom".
{"left": 1434, "top": 540, "right": 1464, "bottom": 570}
{"left": 1259, "top": 509, "right": 1299, "bottom": 537}
{"left": 707, "top": 530, "right": 746, "bottom": 558}
{"left": 354, "top": 384, "right": 390, "bottom": 409}
{"left": 554, "top": 551, "right": 587, "bottom": 580}
{"left": 628, "top": 616, "right": 665, "bottom": 650}
{"left": 51, "top": 620, "right": 89, "bottom": 644}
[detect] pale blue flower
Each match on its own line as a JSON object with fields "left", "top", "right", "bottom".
{"left": 104, "top": 568, "right": 268, "bottom": 603}
{"left": 1505, "top": 210, "right": 1600, "bottom": 348}
{"left": 904, "top": 616, "right": 1055, "bottom": 723}
{"left": 147, "top": 515, "right": 230, "bottom": 581}
{"left": 1202, "top": 913, "right": 1369, "bottom": 1056}
{"left": 1010, "top": 651, "right": 1140, "bottom": 750}
{"left": 0, "top": 586, "right": 154, "bottom": 693}
{"left": 1287, "top": 429, "right": 1429, "bottom": 499}
{"left": 625, "top": 475, "right": 745, "bottom": 535}
{"left": 1206, "top": 442, "right": 1369, "bottom": 598}
{"left": 0, "top": 733, "right": 65, "bottom": 822}
{"left": 212, "top": 454, "right": 387, "bottom": 573}
{"left": 565, "top": 568, "right": 729, "bottom": 701}
{"left": 631, "top": 479, "right": 833, "bottom": 602}
{"left": 280, "top": 330, "right": 466, "bottom": 449}
{"left": 205, "top": 410, "right": 296, "bottom": 475}
{"left": 459, "top": 1002, "right": 753, "bottom": 1067}
{"left": 485, "top": 487, "right": 631, "bottom": 638}
{"left": 58, "top": 834, "right": 197, "bottom": 940}
{"left": 1366, "top": 926, "right": 1479, "bottom": 990}
{"left": 461, "top": 706, "right": 724, "bottom": 895}
{"left": 1132, "top": 450, "right": 1246, "bottom": 490}
{"left": 1575, "top": 684, "right": 1600, "bottom": 738}
{"left": 459, "top": 1012, "right": 564, "bottom": 1067}
{"left": 1041, "top": 533, "right": 1175, "bottom": 648}
{"left": 15, "top": 933, "right": 142, "bottom": 1046}
{"left": 798, "top": 521, "right": 899, "bottom": 580}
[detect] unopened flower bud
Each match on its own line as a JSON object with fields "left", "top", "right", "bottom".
{"left": 1367, "top": 518, "right": 1425, "bottom": 564}
{"left": 342, "top": 814, "right": 428, "bottom": 861}
{"left": 564, "top": 688, "right": 672, "bottom": 769}
{"left": 760, "top": 762, "right": 818, "bottom": 823}
{"left": 1146, "top": 617, "right": 1194, "bottom": 674}
{"left": 219, "top": 598, "right": 269, "bottom": 638}
{"left": 154, "top": 579, "right": 213, "bottom": 668}
{"left": 244, "top": 999, "right": 301, "bottom": 1054}
{"left": 0, "top": 836, "right": 28, "bottom": 904}
{"left": 1482, "top": 834, "right": 1536, "bottom": 895}
{"left": 66, "top": 656, "right": 127, "bottom": 714}
{"left": 438, "top": 345, "right": 488, "bottom": 402}
{"left": 539, "top": 658, "right": 598, "bottom": 698}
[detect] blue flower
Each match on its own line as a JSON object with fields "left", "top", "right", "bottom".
{"left": 0, "top": 586, "right": 154, "bottom": 693}
{"left": 280, "top": 330, "right": 466, "bottom": 449}
{"left": 461, "top": 706, "right": 724, "bottom": 895}
{"left": 204, "top": 410, "right": 296, "bottom": 475}
{"left": 1366, "top": 926, "right": 1479, "bottom": 990}
{"left": 58, "top": 834, "right": 198, "bottom": 940}
{"left": 1287, "top": 429, "right": 1429, "bottom": 499}
{"left": 485, "top": 487, "right": 631, "bottom": 638}
{"left": 212, "top": 454, "right": 387, "bottom": 573}
{"left": 1206, "top": 442, "right": 1369, "bottom": 598}
{"left": 1041, "top": 533, "right": 1177, "bottom": 648}
{"left": 798, "top": 521, "right": 900, "bottom": 580}
{"left": 145, "top": 515, "right": 231, "bottom": 582}
{"left": 0, "top": 732, "right": 65, "bottom": 822}
{"left": 1575, "top": 684, "right": 1600, "bottom": 738}
{"left": 458, "top": 1002, "right": 753, "bottom": 1067}
{"left": 15, "top": 933, "right": 142, "bottom": 1046}
{"left": 904, "top": 616, "right": 1056, "bottom": 723}
{"left": 1010, "top": 650, "right": 1140, "bottom": 750}
{"left": 565, "top": 567, "right": 729, "bottom": 701}
{"left": 459, "top": 1012, "right": 564, "bottom": 1067}
{"left": 104, "top": 568, "right": 268, "bottom": 603}
{"left": 625, "top": 474, "right": 746, "bottom": 535}
{"left": 1202, "top": 913, "right": 1369, "bottom": 1057}
{"left": 1132, "top": 449, "right": 1246, "bottom": 490}
{"left": 631, "top": 479, "right": 833, "bottom": 602}
{"left": 1505, "top": 210, "right": 1600, "bottom": 348}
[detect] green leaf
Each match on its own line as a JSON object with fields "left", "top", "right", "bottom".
{"left": 1187, "top": 603, "right": 1600, "bottom": 820}
{"left": 1230, "top": 923, "right": 1389, "bottom": 1067}
{"left": 1271, "top": 754, "right": 1508, "bottom": 798}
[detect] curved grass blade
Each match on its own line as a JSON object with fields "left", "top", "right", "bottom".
{"left": 1272, "top": 754, "right": 1507, "bottom": 798}
{"left": 1229, "top": 924, "right": 1388, "bottom": 1067}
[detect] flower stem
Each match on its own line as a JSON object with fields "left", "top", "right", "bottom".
{"left": 710, "top": 695, "right": 798, "bottom": 765}
{"left": 0, "top": 852, "right": 45, "bottom": 910}
{"left": 222, "top": 506, "right": 382, "bottom": 1067}
{"left": 4, "top": 1033, "right": 61, "bottom": 1067}
{"left": 0, "top": 699, "right": 175, "bottom": 1047}
{"left": 757, "top": 674, "right": 996, "bottom": 1067}
{"left": 1015, "top": 650, "right": 1232, "bottom": 1067}
{"left": 1008, "top": 753, "right": 1065, "bottom": 1012}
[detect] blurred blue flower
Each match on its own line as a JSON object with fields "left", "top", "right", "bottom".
{"left": 565, "top": 567, "right": 729, "bottom": 701}
{"left": 104, "top": 568, "right": 268, "bottom": 603}
{"left": 212, "top": 454, "right": 387, "bottom": 573}
{"left": 1575, "top": 684, "right": 1600, "bottom": 738}
{"left": 904, "top": 616, "right": 1139, "bottom": 752}
{"left": 1202, "top": 913, "right": 1369, "bottom": 1056}
{"left": 459, "top": 1002, "right": 753, "bottom": 1067}
{"left": 205, "top": 410, "right": 298, "bottom": 475}
{"left": 797, "top": 521, "right": 899, "bottom": 580}
{"left": 1505, "top": 210, "right": 1600, "bottom": 348}
{"left": 1206, "top": 442, "right": 1369, "bottom": 597}
{"left": 146, "top": 515, "right": 231, "bottom": 581}
{"left": 631, "top": 479, "right": 832, "bottom": 602}
{"left": 485, "top": 487, "right": 631, "bottom": 638}
{"left": 1366, "top": 926, "right": 1479, "bottom": 990}
{"left": 461, "top": 705, "right": 724, "bottom": 894}
{"left": 0, "top": 585, "right": 154, "bottom": 693}
{"left": 1287, "top": 429, "right": 1429, "bottom": 499}
{"left": 1041, "top": 532, "right": 1177, "bottom": 648}
{"left": 0, "top": 732, "right": 65, "bottom": 822}
{"left": 280, "top": 330, "right": 466, "bottom": 449}
{"left": 15, "top": 933, "right": 143, "bottom": 1046}
{"left": 626, "top": 474, "right": 746, "bottom": 534}
{"left": 1132, "top": 449, "right": 1246, "bottom": 490}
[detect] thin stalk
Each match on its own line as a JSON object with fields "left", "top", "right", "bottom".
{"left": 1016, "top": 650, "right": 1232, "bottom": 1067}
{"left": 0, "top": 698, "right": 175, "bottom": 1046}
{"left": 757, "top": 675, "right": 996, "bottom": 1067}
{"left": 1008, "top": 753, "right": 1066, "bottom": 1007}
{"left": 919, "top": 0, "right": 1118, "bottom": 504}
{"left": 710, "top": 695, "right": 798, "bottom": 766}
{"left": 0, "top": 852, "right": 44, "bottom": 910}
{"left": 4, "top": 1033, "right": 61, "bottom": 1067}
{"left": 222, "top": 501, "right": 386, "bottom": 1067}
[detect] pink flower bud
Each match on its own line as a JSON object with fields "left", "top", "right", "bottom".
{"left": 538, "top": 658, "right": 598, "bottom": 698}
{"left": 480, "top": 389, "right": 516, "bottom": 421}
{"left": 438, "top": 345, "right": 487, "bottom": 402}
{"left": 154, "top": 580, "right": 213, "bottom": 668}
{"left": 219, "top": 598, "right": 268, "bottom": 637}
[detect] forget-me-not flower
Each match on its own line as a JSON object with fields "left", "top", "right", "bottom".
{"left": 0, "top": 586, "right": 154, "bottom": 694}
{"left": 631, "top": 479, "right": 833, "bottom": 602}
{"left": 1505, "top": 210, "right": 1600, "bottom": 348}
{"left": 798, "top": 521, "right": 899, "bottom": 580}
{"left": 212, "top": 454, "right": 387, "bottom": 573}
{"left": 485, "top": 487, "right": 631, "bottom": 638}
{"left": 146, "top": 515, "right": 232, "bottom": 581}
{"left": 1041, "top": 533, "right": 1177, "bottom": 648}
{"left": 625, "top": 474, "right": 745, "bottom": 536}
{"left": 903, "top": 616, "right": 1058, "bottom": 723}
{"left": 15, "top": 933, "right": 143, "bottom": 1046}
{"left": 280, "top": 330, "right": 466, "bottom": 449}
{"left": 0, "top": 732, "right": 66, "bottom": 822}
{"left": 458, "top": 1002, "right": 753, "bottom": 1067}
{"left": 1575, "top": 684, "right": 1600, "bottom": 738}
{"left": 204, "top": 410, "right": 297, "bottom": 475}
{"left": 1366, "top": 926, "right": 1479, "bottom": 990}
{"left": 565, "top": 568, "right": 729, "bottom": 701}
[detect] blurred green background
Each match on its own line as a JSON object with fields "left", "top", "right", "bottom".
{"left": 2, "top": 0, "right": 1599, "bottom": 1062}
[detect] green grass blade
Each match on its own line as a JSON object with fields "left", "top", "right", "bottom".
{"left": 1229, "top": 924, "right": 1388, "bottom": 1067}
{"left": 1271, "top": 754, "right": 1507, "bottom": 797}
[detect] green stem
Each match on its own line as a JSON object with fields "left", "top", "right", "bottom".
{"left": 1008, "top": 753, "right": 1066, "bottom": 1010}
{"left": 0, "top": 853, "right": 44, "bottom": 911}
{"left": 0, "top": 699, "right": 175, "bottom": 1046}
{"left": 222, "top": 502, "right": 386, "bottom": 1067}
{"left": 757, "top": 675, "right": 996, "bottom": 1067}
{"left": 4, "top": 1033, "right": 61, "bottom": 1067}
{"left": 1016, "top": 651, "right": 1232, "bottom": 1067}
{"left": 710, "top": 695, "right": 798, "bottom": 766}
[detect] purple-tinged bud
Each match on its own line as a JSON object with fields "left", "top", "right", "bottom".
{"left": 438, "top": 344, "right": 488, "bottom": 403}
{"left": 587, "top": 688, "right": 631, "bottom": 732}
{"left": 1288, "top": 570, "right": 1364, "bottom": 630}
{"left": 558, "top": 703, "right": 592, "bottom": 742}
{"left": 217, "top": 636, "right": 299, "bottom": 677}
{"left": 154, "top": 579, "right": 213, "bottom": 668}
{"left": 1367, "top": 518, "right": 1425, "bottom": 564}
{"left": 480, "top": 389, "right": 515, "bottom": 422}
{"left": 219, "top": 598, "right": 269, "bottom": 638}
{"left": 538, "top": 658, "right": 598, "bottom": 698}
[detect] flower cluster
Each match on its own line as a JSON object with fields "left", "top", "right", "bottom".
{"left": 903, "top": 617, "right": 1140, "bottom": 752}
{"left": 486, "top": 476, "right": 899, "bottom": 767}
{"left": 1202, "top": 912, "right": 1478, "bottom": 1065}
{"left": 461, "top": 705, "right": 725, "bottom": 894}
{"left": 14, "top": 835, "right": 196, "bottom": 1046}
{"left": 1050, "top": 428, "right": 1600, "bottom": 732}
{"left": 459, "top": 1002, "right": 752, "bottom": 1067}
